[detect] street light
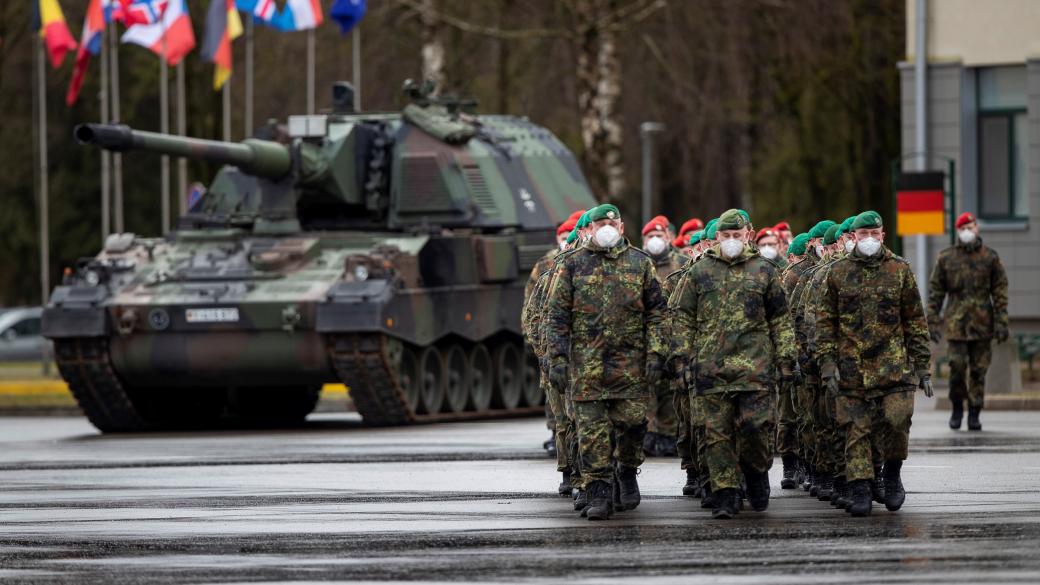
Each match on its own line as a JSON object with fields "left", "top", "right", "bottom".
{"left": 640, "top": 122, "right": 665, "bottom": 227}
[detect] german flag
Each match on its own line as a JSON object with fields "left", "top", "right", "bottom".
{"left": 896, "top": 171, "right": 946, "bottom": 236}
{"left": 31, "top": 0, "right": 78, "bottom": 69}
{"left": 201, "top": 0, "right": 243, "bottom": 90}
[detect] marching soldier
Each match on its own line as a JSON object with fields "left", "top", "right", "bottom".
{"left": 777, "top": 232, "right": 812, "bottom": 489}
{"left": 546, "top": 204, "right": 667, "bottom": 521}
{"left": 928, "top": 212, "right": 1009, "bottom": 431}
{"left": 670, "top": 209, "right": 797, "bottom": 519}
{"left": 816, "top": 211, "right": 932, "bottom": 517}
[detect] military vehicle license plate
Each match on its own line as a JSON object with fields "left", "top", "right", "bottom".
{"left": 185, "top": 308, "right": 240, "bottom": 323}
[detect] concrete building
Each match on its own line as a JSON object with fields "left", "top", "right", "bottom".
{"left": 902, "top": 0, "right": 1039, "bottom": 391}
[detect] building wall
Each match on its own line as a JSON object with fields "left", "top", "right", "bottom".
{"left": 899, "top": 61, "right": 1040, "bottom": 328}
{"left": 906, "top": 0, "right": 1040, "bottom": 66}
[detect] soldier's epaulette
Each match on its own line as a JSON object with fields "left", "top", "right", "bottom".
{"left": 628, "top": 246, "right": 653, "bottom": 260}
{"left": 889, "top": 253, "right": 911, "bottom": 265}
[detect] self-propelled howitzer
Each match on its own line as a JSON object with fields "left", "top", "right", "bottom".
{"left": 44, "top": 83, "right": 598, "bottom": 432}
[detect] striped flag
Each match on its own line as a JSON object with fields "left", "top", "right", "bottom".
{"left": 236, "top": 0, "right": 278, "bottom": 25}
{"left": 202, "top": 0, "right": 243, "bottom": 90}
{"left": 31, "top": 0, "right": 78, "bottom": 68}
{"left": 896, "top": 171, "right": 946, "bottom": 236}
{"left": 121, "top": 0, "right": 196, "bottom": 66}
{"left": 66, "top": 0, "right": 106, "bottom": 105}
{"left": 117, "top": 0, "right": 170, "bottom": 26}
{"left": 274, "top": 0, "right": 324, "bottom": 31}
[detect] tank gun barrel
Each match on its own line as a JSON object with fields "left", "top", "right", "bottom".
{"left": 74, "top": 123, "right": 292, "bottom": 180}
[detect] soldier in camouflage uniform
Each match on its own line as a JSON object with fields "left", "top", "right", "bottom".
{"left": 928, "top": 212, "right": 1009, "bottom": 432}
{"left": 546, "top": 204, "right": 667, "bottom": 521}
{"left": 755, "top": 227, "right": 788, "bottom": 269}
{"left": 670, "top": 209, "right": 797, "bottom": 519}
{"left": 641, "top": 215, "right": 690, "bottom": 457}
{"left": 777, "top": 232, "right": 812, "bottom": 489}
{"left": 816, "top": 211, "right": 932, "bottom": 517}
{"left": 523, "top": 211, "right": 585, "bottom": 461}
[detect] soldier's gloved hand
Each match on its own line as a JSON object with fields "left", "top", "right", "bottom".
{"left": 645, "top": 355, "right": 665, "bottom": 386}
{"left": 548, "top": 361, "right": 568, "bottom": 393}
{"left": 995, "top": 324, "right": 1010, "bottom": 344}
{"left": 821, "top": 360, "right": 840, "bottom": 397}
{"left": 681, "top": 362, "right": 696, "bottom": 392}
{"left": 918, "top": 371, "right": 934, "bottom": 398}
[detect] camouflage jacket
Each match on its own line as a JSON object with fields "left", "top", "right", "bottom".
{"left": 521, "top": 248, "right": 559, "bottom": 338}
{"left": 816, "top": 247, "right": 931, "bottom": 393}
{"left": 787, "top": 256, "right": 826, "bottom": 376}
{"left": 523, "top": 248, "right": 578, "bottom": 358}
{"left": 927, "top": 238, "right": 1009, "bottom": 341}
{"left": 668, "top": 245, "right": 797, "bottom": 394}
{"left": 651, "top": 249, "right": 690, "bottom": 282}
{"left": 545, "top": 238, "right": 667, "bottom": 401}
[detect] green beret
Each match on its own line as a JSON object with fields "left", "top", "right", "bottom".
{"left": 588, "top": 204, "right": 621, "bottom": 222}
{"left": 565, "top": 229, "right": 578, "bottom": 245}
{"left": 737, "top": 209, "right": 750, "bottom": 223}
{"left": 575, "top": 210, "right": 593, "bottom": 230}
{"left": 808, "top": 220, "right": 836, "bottom": 240}
{"left": 705, "top": 218, "right": 719, "bottom": 240}
{"left": 717, "top": 208, "right": 750, "bottom": 231}
{"left": 823, "top": 224, "right": 841, "bottom": 245}
{"left": 838, "top": 215, "right": 857, "bottom": 235}
{"left": 688, "top": 230, "right": 703, "bottom": 246}
{"left": 788, "top": 233, "right": 810, "bottom": 256}
{"left": 851, "top": 210, "right": 883, "bottom": 230}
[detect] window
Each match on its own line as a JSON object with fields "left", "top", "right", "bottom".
{"left": 12, "top": 318, "right": 41, "bottom": 337}
{"left": 977, "top": 66, "right": 1029, "bottom": 220}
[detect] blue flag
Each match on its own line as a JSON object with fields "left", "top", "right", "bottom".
{"left": 330, "top": 0, "right": 365, "bottom": 34}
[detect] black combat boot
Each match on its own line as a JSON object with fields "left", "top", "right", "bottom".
{"left": 585, "top": 480, "right": 613, "bottom": 521}
{"left": 949, "top": 401, "right": 964, "bottom": 430}
{"left": 700, "top": 484, "right": 715, "bottom": 509}
{"left": 658, "top": 434, "right": 678, "bottom": 457}
{"left": 745, "top": 470, "right": 770, "bottom": 511}
{"left": 967, "top": 406, "right": 982, "bottom": 431}
{"left": 711, "top": 488, "right": 740, "bottom": 519}
{"left": 573, "top": 488, "right": 588, "bottom": 513}
{"left": 802, "top": 465, "right": 814, "bottom": 491}
{"left": 781, "top": 454, "right": 799, "bottom": 489}
{"left": 808, "top": 473, "right": 820, "bottom": 498}
{"left": 616, "top": 466, "right": 641, "bottom": 511}
{"left": 558, "top": 470, "right": 573, "bottom": 496}
{"left": 816, "top": 475, "right": 834, "bottom": 502}
{"left": 831, "top": 476, "right": 848, "bottom": 508}
{"left": 682, "top": 468, "right": 700, "bottom": 497}
{"left": 847, "top": 479, "right": 872, "bottom": 517}
{"left": 872, "top": 466, "right": 885, "bottom": 504}
{"left": 882, "top": 460, "right": 906, "bottom": 511}
{"left": 544, "top": 435, "right": 557, "bottom": 458}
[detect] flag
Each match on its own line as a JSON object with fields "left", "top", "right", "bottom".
{"left": 274, "top": 0, "right": 324, "bottom": 31}
{"left": 330, "top": 0, "right": 365, "bottom": 34}
{"left": 117, "top": 0, "right": 170, "bottom": 26}
{"left": 202, "top": 0, "right": 243, "bottom": 90}
{"left": 896, "top": 171, "right": 946, "bottom": 236}
{"left": 236, "top": 0, "right": 279, "bottom": 25}
{"left": 31, "top": 0, "right": 78, "bottom": 68}
{"left": 122, "top": 0, "right": 196, "bottom": 66}
{"left": 66, "top": 0, "right": 106, "bottom": 105}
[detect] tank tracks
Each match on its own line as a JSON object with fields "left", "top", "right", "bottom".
{"left": 326, "top": 333, "right": 543, "bottom": 426}
{"left": 53, "top": 338, "right": 149, "bottom": 432}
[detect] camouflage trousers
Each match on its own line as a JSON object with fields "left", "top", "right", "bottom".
{"left": 701, "top": 390, "right": 776, "bottom": 491}
{"left": 689, "top": 394, "right": 710, "bottom": 486}
{"left": 835, "top": 388, "right": 915, "bottom": 482}
{"left": 949, "top": 339, "right": 993, "bottom": 409}
{"left": 675, "top": 386, "right": 695, "bottom": 470}
{"left": 646, "top": 379, "right": 678, "bottom": 437}
{"left": 794, "top": 379, "right": 818, "bottom": 469}
{"left": 573, "top": 398, "right": 648, "bottom": 486}
{"left": 776, "top": 381, "right": 799, "bottom": 457}
{"left": 542, "top": 361, "right": 578, "bottom": 480}
{"left": 812, "top": 389, "right": 843, "bottom": 476}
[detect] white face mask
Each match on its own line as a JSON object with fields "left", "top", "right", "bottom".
{"left": 814, "top": 244, "right": 825, "bottom": 258}
{"left": 720, "top": 238, "right": 745, "bottom": 259}
{"left": 856, "top": 237, "right": 882, "bottom": 256}
{"left": 844, "top": 240, "right": 855, "bottom": 254}
{"left": 760, "top": 245, "right": 778, "bottom": 260}
{"left": 594, "top": 225, "right": 621, "bottom": 248}
{"left": 958, "top": 229, "right": 976, "bottom": 244}
{"left": 559, "top": 241, "right": 568, "bottom": 251}
{"left": 644, "top": 236, "right": 668, "bottom": 256}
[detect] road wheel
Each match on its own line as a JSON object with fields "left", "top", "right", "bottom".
{"left": 392, "top": 343, "right": 421, "bottom": 413}
{"left": 443, "top": 344, "right": 469, "bottom": 414}
{"left": 419, "top": 346, "right": 446, "bottom": 414}
{"left": 468, "top": 344, "right": 493, "bottom": 411}
{"left": 522, "top": 353, "right": 542, "bottom": 406}
{"left": 491, "top": 342, "right": 522, "bottom": 410}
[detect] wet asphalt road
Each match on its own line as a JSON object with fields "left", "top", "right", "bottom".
{"left": 2, "top": 395, "right": 1040, "bottom": 584}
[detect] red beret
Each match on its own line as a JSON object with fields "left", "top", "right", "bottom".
{"left": 956, "top": 212, "right": 976, "bottom": 229}
{"left": 557, "top": 218, "right": 577, "bottom": 235}
{"left": 642, "top": 215, "right": 671, "bottom": 236}
{"left": 679, "top": 218, "right": 704, "bottom": 236}
{"left": 567, "top": 209, "right": 587, "bottom": 222}
{"left": 773, "top": 221, "right": 791, "bottom": 232}
{"left": 756, "top": 228, "right": 776, "bottom": 242}
{"left": 672, "top": 235, "right": 688, "bottom": 248}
